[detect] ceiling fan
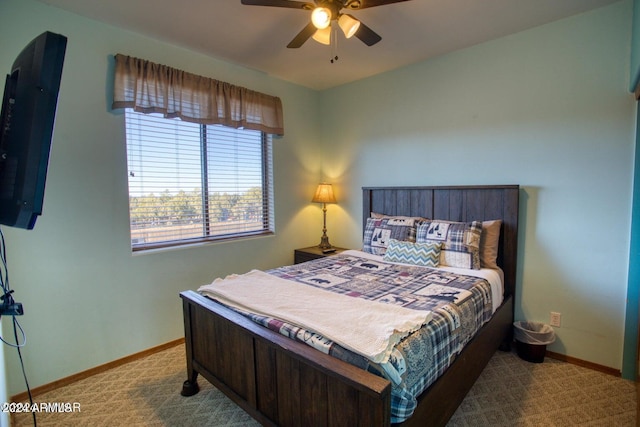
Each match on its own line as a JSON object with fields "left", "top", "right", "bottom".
{"left": 240, "top": 0, "right": 411, "bottom": 48}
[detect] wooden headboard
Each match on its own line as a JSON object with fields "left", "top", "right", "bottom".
{"left": 362, "top": 185, "right": 519, "bottom": 299}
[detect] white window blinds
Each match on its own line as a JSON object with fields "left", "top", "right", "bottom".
{"left": 125, "top": 109, "right": 274, "bottom": 250}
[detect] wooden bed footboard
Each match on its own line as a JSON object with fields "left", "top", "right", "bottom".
{"left": 180, "top": 290, "right": 392, "bottom": 427}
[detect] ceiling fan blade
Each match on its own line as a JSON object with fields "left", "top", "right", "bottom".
{"left": 351, "top": 17, "right": 382, "bottom": 46}
{"left": 287, "top": 22, "right": 317, "bottom": 48}
{"left": 345, "top": 0, "right": 411, "bottom": 10}
{"left": 241, "top": 0, "right": 314, "bottom": 9}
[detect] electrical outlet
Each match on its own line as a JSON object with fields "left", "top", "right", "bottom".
{"left": 550, "top": 311, "right": 561, "bottom": 327}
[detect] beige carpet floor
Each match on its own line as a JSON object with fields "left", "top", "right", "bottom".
{"left": 12, "top": 343, "right": 637, "bottom": 426}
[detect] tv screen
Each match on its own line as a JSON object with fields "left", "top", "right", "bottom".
{"left": 0, "top": 31, "right": 67, "bottom": 230}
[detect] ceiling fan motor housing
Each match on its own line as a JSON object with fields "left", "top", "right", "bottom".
{"left": 344, "top": 0, "right": 362, "bottom": 9}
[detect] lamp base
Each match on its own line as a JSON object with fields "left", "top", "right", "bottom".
{"left": 318, "top": 234, "right": 332, "bottom": 250}
{"left": 317, "top": 201, "right": 332, "bottom": 250}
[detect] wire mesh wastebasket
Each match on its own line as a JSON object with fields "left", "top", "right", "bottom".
{"left": 513, "top": 321, "right": 556, "bottom": 363}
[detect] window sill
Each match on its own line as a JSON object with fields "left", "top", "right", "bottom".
{"left": 131, "top": 231, "right": 274, "bottom": 256}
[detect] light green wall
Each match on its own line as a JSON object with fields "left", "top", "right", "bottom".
{"left": 0, "top": 0, "right": 635, "bottom": 396}
{"left": 321, "top": 1, "right": 635, "bottom": 370}
{"left": 0, "top": 0, "right": 322, "bottom": 395}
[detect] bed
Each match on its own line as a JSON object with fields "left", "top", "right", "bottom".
{"left": 180, "top": 185, "right": 519, "bottom": 426}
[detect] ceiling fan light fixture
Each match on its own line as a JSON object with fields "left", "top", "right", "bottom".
{"left": 338, "top": 14, "right": 360, "bottom": 39}
{"left": 312, "top": 26, "right": 332, "bottom": 45}
{"left": 311, "top": 7, "right": 332, "bottom": 29}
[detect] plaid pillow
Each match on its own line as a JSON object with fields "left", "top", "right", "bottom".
{"left": 363, "top": 217, "right": 417, "bottom": 255}
{"left": 383, "top": 239, "right": 442, "bottom": 267}
{"left": 416, "top": 220, "right": 482, "bottom": 269}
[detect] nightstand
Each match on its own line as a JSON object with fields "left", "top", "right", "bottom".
{"left": 294, "top": 246, "right": 347, "bottom": 264}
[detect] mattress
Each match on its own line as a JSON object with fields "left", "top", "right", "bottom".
{"left": 199, "top": 250, "right": 502, "bottom": 423}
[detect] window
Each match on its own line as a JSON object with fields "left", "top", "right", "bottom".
{"left": 125, "top": 109, "right": 274, "bottom": 251}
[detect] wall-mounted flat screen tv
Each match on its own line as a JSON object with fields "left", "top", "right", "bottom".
{"left": 0, "top": 31, "right": 67, "bottom": 230}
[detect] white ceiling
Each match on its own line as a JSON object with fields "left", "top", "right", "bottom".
{"left": 37, "top": 0, "right": 619, "bottom": 90}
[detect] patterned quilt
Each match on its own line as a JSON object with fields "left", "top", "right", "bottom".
{"left": 213, "top": 251, "right": 496, "bottom": 423}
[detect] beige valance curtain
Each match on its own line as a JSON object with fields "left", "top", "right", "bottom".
{"left": 111, "top": 54, "right": 284, "bottom": 136}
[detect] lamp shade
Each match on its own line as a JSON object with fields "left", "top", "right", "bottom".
{"left": 338, "top": 14, "right": 360, "bottom": 39}
{"left": 312, "top": 183, "right": 337, "bottom": 204}
{"left": 312, "top": 26, "right": 331, "bottom": 45}
{"left": 311, "top": 7, "right": 332, "bottom": 29}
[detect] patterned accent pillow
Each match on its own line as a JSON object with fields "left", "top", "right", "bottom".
{"left": 363, "top": 217, "right": 417, "bottom": 255}
{"left": 383, "top": 239, "right": 442, "bottom": 267}
{"left": 416, "top": 220, "right": 482, "bottom": 269}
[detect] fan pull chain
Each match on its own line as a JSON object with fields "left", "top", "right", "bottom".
{"left": 330, "top": 24, "right": 339, "bottom": 63}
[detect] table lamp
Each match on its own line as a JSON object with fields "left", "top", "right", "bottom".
{"left": 312, "top": 183, "right": 337, "bottom": 250}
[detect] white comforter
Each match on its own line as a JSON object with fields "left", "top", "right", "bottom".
{"left": 198, "top": 269, "right": 433, "bottom": 364}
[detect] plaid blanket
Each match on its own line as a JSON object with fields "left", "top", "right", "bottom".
{"left": 211, "top": 251, "right": 495, "bottom": 423}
